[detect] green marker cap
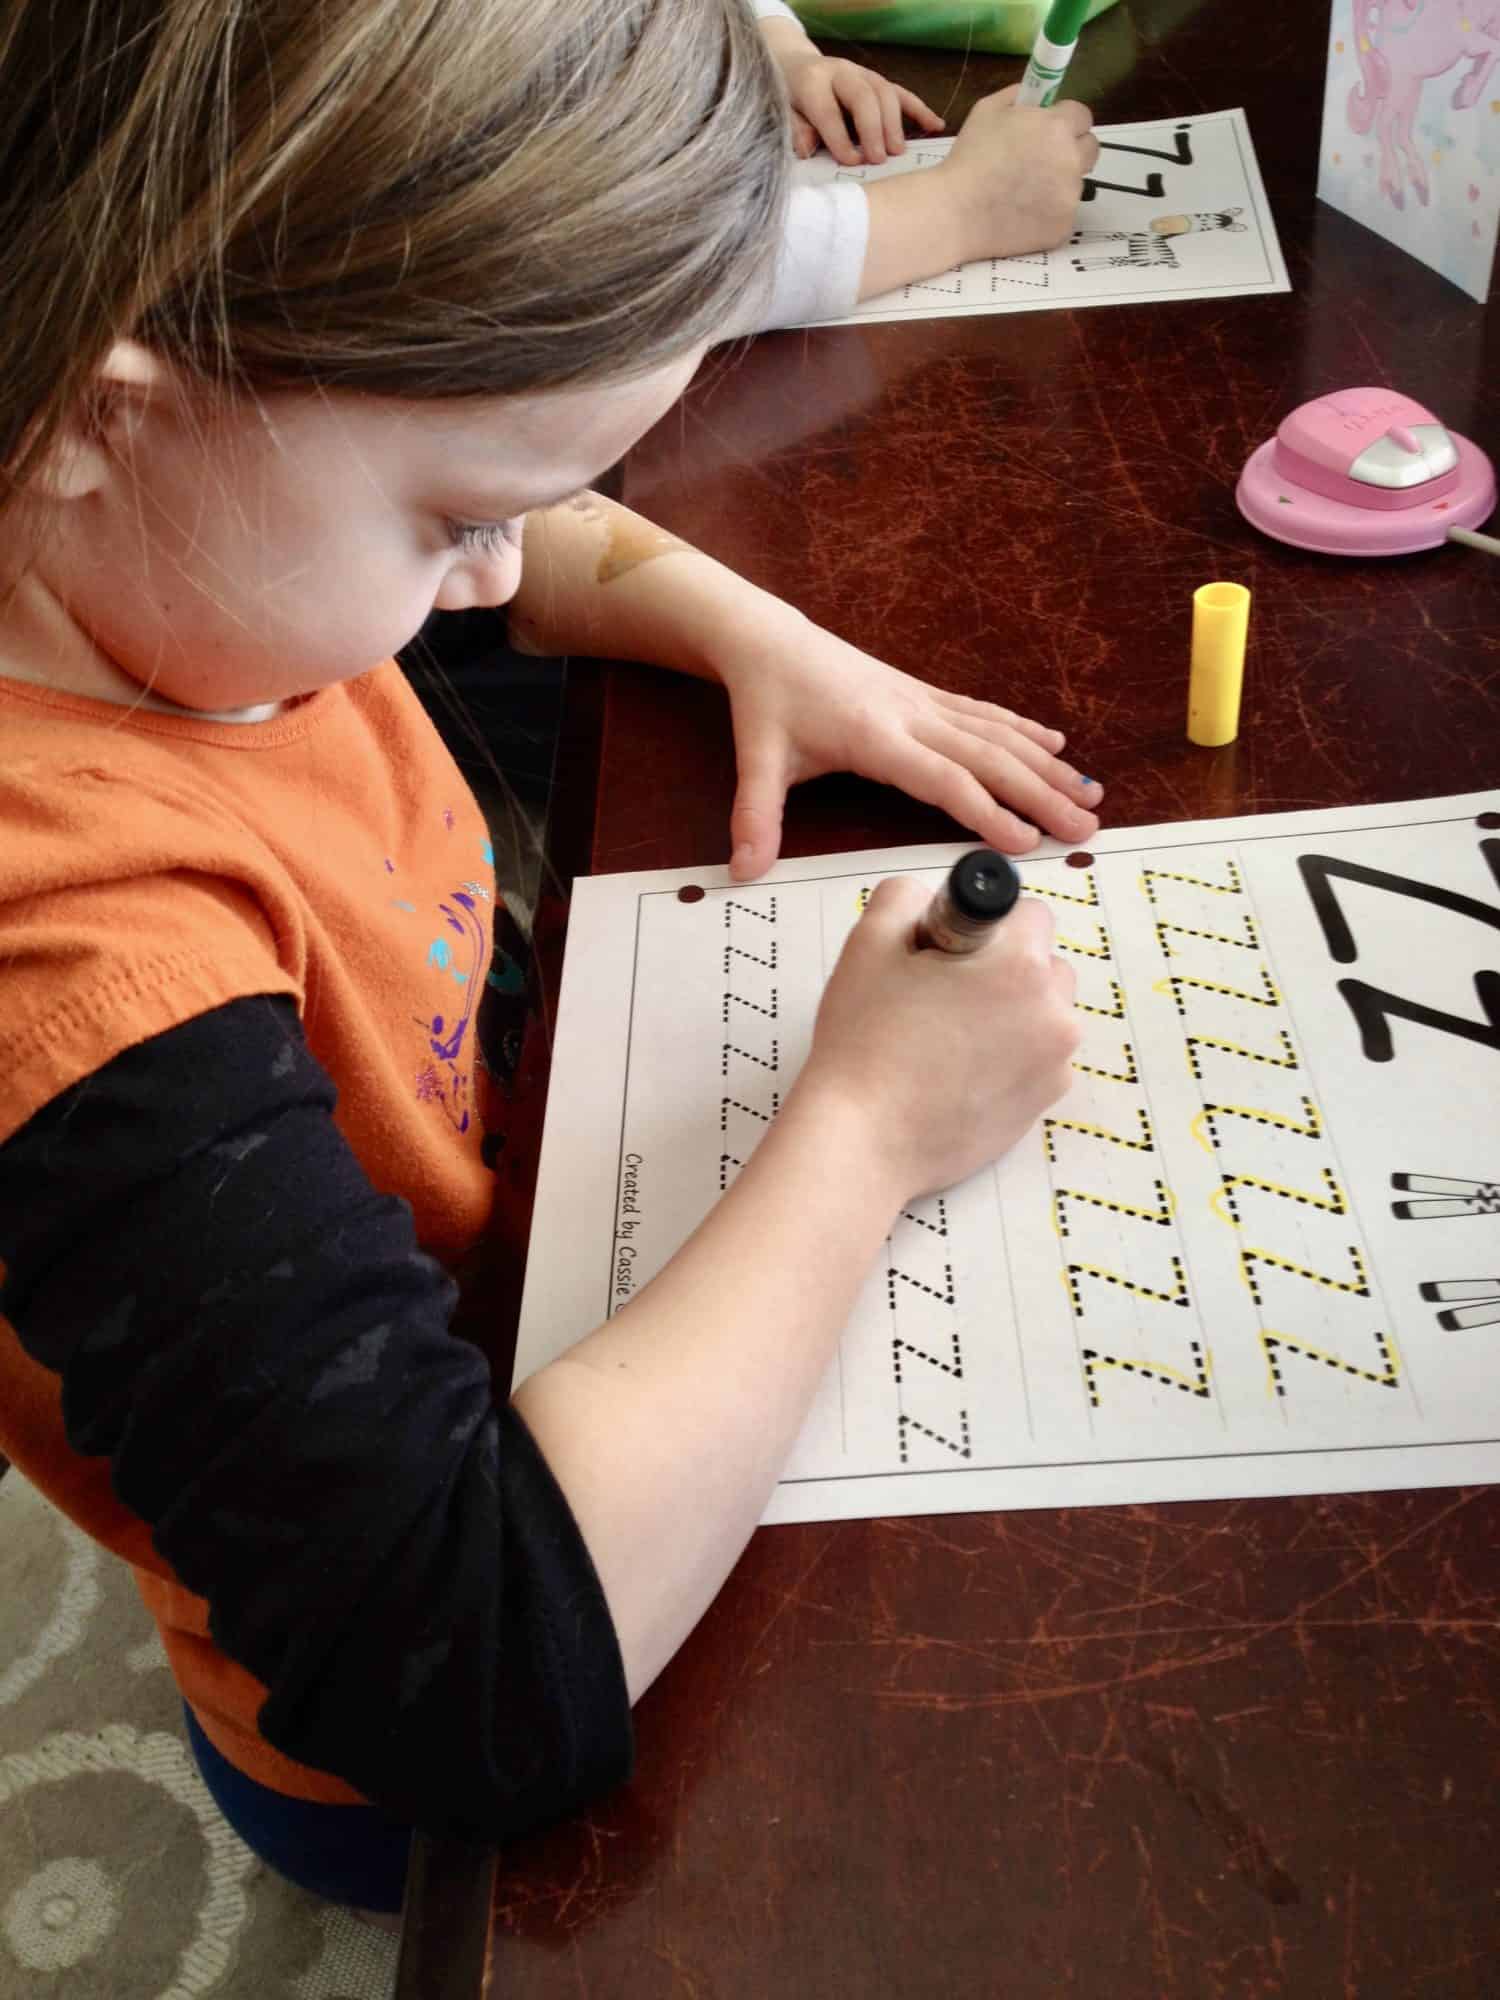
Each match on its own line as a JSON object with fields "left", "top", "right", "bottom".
{"left": 1041, "top": 0, "right": 1095, "bottom": 42}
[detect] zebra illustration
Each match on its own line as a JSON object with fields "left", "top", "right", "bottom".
{"left": 1069, "top": 207, "right": 1246, "bottom": 274}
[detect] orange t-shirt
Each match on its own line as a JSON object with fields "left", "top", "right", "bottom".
{"left": 0, "top": 665, "right": 513, "bottom": 1803}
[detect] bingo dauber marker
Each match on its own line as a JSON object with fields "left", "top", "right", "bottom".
{"left": 913, "top": 849, "right": 1022, "bottom": 955}
{"left": 1016, "top": 0, "right": 1094, "bottom": 108}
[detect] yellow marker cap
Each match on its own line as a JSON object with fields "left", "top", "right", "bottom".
{"left": 1187, "top": 581, "right": 1250, "bottom": 747}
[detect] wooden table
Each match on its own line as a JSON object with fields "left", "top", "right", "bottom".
{"left": 412, "top": 6, "right": 1500, "bottom": 1994}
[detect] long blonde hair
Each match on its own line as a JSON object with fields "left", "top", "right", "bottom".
{"left": 0, "top": 0, "right": 788, "bottom": 499}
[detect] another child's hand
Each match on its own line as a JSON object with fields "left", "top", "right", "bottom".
{"left": 713, "top": 605, "right": 1102, "bottom": 881}
{"left": 759, "top": 17, "right": 944, "bottom": 166}
{"left": 939, "top": 84, "right": 1100, "bottom": 260}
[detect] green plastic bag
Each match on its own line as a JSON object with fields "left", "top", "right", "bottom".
{"left": 788, "top": 0, "right": 1119, "bottom": 57}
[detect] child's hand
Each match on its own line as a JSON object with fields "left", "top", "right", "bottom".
{"left": 782, "top": 52, "right": 946, "bottom": 166}
{"left": 759, "top": 16, "right": 944, "bottom": 166}
{"left": 803, "top": 877, "right": 1080, "bottom": 1200}
{"left": 939, "top": 84, "right": 1100, "bottom": 260}
{"left": 714, "top": 605, "right": 1102, "bottom": 881}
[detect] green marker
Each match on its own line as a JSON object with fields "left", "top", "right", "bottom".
{"left": 1016, "top": 0, "right": 1093, "bottom": 106}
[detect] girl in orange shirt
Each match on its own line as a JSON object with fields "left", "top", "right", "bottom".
{"left": 0, "top": 0, "right": 1095, "bottom": 1915}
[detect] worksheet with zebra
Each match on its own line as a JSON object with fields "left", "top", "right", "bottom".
{"left": 796, "top": 106, "right": 1289, "bottom": 327}
{"left": 515, "top": 793, "right": 1500, "bottom": 1523}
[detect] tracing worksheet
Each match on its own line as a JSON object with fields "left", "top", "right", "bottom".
{"left": 802, "top": 106, "right": 1289, "bottom": 327}
{"left": 516, "top": 794, "right": 1500, "bottom": 1524}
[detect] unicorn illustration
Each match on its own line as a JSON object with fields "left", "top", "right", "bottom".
{"left": 1347, "top": 0, "right": 1500, "bottom": 208}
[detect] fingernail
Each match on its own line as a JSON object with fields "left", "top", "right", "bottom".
{"left": 1078, "top": 776, "right": 1100, "bottom": 789}
{"left": 732, "top": 843, "right": 754, "bottom": 874}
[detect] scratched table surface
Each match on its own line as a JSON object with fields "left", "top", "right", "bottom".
{"left": 474, "top": 4, "right": 1500, "bottom": 1995}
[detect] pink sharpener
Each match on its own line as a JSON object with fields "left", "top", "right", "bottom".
{"left": 1236, "top": 386, "right": 1496, "bottom": 556}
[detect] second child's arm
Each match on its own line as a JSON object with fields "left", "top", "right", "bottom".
{"left": 510, "top": 493, "right": 1102, "bottom": 877}
{"left": 744, "top": 85, "right": 1101, "bottom": 331}
{"left": 859, "top": 87, "right": 1101, "bottom": 297}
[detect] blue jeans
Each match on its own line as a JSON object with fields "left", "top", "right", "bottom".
{"left": 183, "top": 1704, "right": 412, "bottom": 1913}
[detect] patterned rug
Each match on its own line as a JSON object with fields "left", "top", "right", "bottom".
{"left": 0, "top": 1469, "right": 399, "bottom": 2000}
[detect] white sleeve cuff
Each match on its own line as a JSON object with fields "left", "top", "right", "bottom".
{"left": 751, "top": 0, "right": 801, "bottom": 21}
{"left": 721, "top": 174, "right": 869, "bottom": 336}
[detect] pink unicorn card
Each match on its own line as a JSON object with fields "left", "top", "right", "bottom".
{"left": 1318, "top": 1, "right": 1500, "bottom": 302}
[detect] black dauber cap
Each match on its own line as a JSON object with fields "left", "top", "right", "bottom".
{"left": 949, "top": 849, "right": 1021, "bottom": 924}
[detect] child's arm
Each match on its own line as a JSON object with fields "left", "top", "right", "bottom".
{"left": 859, "top": 86, "right": 1100, "bottom": 295}
{"left": 514, "top": 877, "right": 1078, "bottom": 1700}
{"left": 755, "top": 4, "right": 945, "bottom": 165}
{"left": 510, "top": 492, "right": 1102, "bottom": 879}
{"left": 736, "top": 85, "right": 1100, "bottom": 332}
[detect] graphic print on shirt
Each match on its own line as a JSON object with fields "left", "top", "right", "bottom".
{"left": 410, "top": 821, "right": 495, "bottom": 1138}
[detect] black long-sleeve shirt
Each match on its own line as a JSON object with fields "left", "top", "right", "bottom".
{"left": 0, "top": 992, "right": 631, "bottom": 1838}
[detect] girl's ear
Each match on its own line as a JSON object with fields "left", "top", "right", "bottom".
{"left": 31, "top": 340, "right": 169, "bottom": 502}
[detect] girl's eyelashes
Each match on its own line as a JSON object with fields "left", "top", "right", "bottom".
{"left": 447, "top": 517, "right": 528, "bottom": 557}
{"left": 447, "top": 519, "right": 510, "bottom": 556}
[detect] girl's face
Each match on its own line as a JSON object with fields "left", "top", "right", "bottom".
{"left": 44, "top": 350, "right": 702, "bottom": 712}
